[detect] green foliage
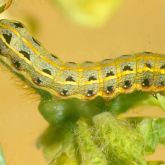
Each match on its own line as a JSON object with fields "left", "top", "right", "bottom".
{"left": 75, "top": 119, "right": 108, "bottom": 165}
{"left": 128, "top": 117, "right": 165, "bottom": 154}
{"left": 93, "top": 113, "right": 146, "bottom": 165}
{"left": 37, "top": 124, "right": 77, "bottom": 164}
{"left": 39, "top": 112, "right": 165, "bottom": 165}
{"left": 39, "top": 96, "right": 106, "bottom": 126}
{"left": 38, "top": 91, "right": 165, "bottom": 164}
{"left": 39, "top": 91, "right": 165, "bottom": 126}
{"left": 106, "top": 91, "right": 165, "bottom": 114}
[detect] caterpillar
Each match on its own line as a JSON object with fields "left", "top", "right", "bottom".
{"left": 0, "top": 19, "right": 165, "bottom": 100}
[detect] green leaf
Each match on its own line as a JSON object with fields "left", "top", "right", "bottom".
{"left": 127, "top": 117, "right": 165, "bottom": 154}
{"left": 137, "top": 119, "right": 160, "bottom": 154}
{"left": 75, "top": 118, "right": 108, "bottom": 165}
{"left": 106, "top": 91, "right": 165, "bottom": 114}
{"left": 37, "top": 125, "right": 77, "bottom": 164}
{"left": 155, "top": 118, "right": 165, "bottom": 145}
{"left": 93, "top": 112, "right": 147, "bottom": 165}
{"left": 155, "top": 93, "right": 165, "bottom": 111}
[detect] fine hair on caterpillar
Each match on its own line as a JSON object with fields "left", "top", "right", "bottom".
{"left": 0, "top": 19, "right": 164, "bottom": 100}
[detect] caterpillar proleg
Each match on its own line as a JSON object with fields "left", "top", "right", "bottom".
{"left": 0, "top": 19, "right": 165, "bottom": 100}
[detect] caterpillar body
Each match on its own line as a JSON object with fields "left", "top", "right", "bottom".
{"left": 0, "top": 19, "right": 165, "bottom": 100}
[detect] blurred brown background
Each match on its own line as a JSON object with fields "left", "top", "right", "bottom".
{"left": 0, "top": 0, "right": 165, "bottom": 164}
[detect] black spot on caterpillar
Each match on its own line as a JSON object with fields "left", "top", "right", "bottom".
{"left": 123, "top": 65, "right": 133, "bottom": 71}
{"left": 13, "top": 22, "right": 24, "bottom": 28}
{"left": 145, "top": 63, "right": 152, "bottom": 68}
{"left": 2, "top": 33, "right": 12, "bottom": 44}
{"left": 50, "top": 53, "right": 58, "bottom": 59}
{"left": 42, "top": 69, "right": 52, "bottom": 75}
{"left": 142, "top": 78, "right": 151, "bottom": 87}
{"left": 123, "top": 80, "right": 132, "bottom": 89}
{"left": 61, "top": 89, "right": 69, "bottom": 96}
{"left": 87, "top": 89, "right": 94, "bottom": 97}
{"left": 19, "top": 50, "right": 30, "bottom": 60}
{"left": 160, "top": 64, "right": 165, "bottom": 69}
{"left": 106, "top": 86, "right": 114, "bottom": 94}
{"left": 32, "top": 37, "right": 41, "bottom": 46}
{"left": 66, "top": 76, "right": 75, "bottom": 82}
{"left": 88, "top": 76, "right": 97, "bottom": 81}
{"left": 12, "top": 59, "right": 22, "bottom": 70}
{"left": 106, "top": 71, "right": 114, "bottom": 77}
{"left": 33, "top": 77, "right": 42, "bottom": 85}
{"left": 0, "top": 19, "right": 164, "bottom": 100}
